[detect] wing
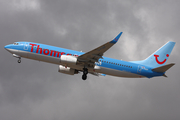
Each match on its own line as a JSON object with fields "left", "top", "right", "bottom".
{"left": 77, "top": 32, "right": 123, "bottom": 67}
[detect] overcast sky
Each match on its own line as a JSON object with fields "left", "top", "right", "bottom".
{"left": 0, "top": 0, "right": 180, "bottom": 120}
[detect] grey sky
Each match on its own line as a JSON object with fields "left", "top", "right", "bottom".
{"left": 0, "top": 0, "right": 180, "bottom": 120}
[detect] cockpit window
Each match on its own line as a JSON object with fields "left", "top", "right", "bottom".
{"left": 13, "top": 43, "right": 19, "bottom": 45}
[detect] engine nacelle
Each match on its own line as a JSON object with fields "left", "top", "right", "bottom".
{"left": 60, "top": 55, "right": 77, "bottom": 66}
{"left": 58, "top": 65, "right": 78, "bottom": 75}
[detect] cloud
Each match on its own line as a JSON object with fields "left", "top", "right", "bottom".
{"left": 12, "top": 0, "right": 41, "bottom": 11}
{"left": 0, "top": 0, "right": 180, "bottom": 120}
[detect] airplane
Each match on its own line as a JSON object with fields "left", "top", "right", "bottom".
{"left": 4, "top": 32, "right": 176, "bottom": 80}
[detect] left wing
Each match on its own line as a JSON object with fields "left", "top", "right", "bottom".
{"left": 77, "top": 32, "right": 123, "bottom": 67}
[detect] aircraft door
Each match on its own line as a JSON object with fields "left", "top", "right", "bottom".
{"left": 137, "top": 65, "right": 141, "bottom": 74}
{"left": 24, "top": 42, "right": 29, "bottom": 50}
{"left": 21, "top": 42, "right": 29, "bottom": 58}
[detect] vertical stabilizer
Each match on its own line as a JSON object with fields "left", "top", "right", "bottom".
{"left": 132, "top": 41, "right": 175, "bottom": 68}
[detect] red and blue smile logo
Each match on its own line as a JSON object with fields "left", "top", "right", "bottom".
{"left": 154, "top": 54, "right": 169, "bottom": 64}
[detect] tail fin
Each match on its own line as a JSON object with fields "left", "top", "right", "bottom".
{"left": 132, "top": 41, "right": 175, "bottom": 68}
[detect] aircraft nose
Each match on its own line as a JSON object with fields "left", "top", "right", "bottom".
{"left": 4, "top": 44, "right": 11, "bottom": 50}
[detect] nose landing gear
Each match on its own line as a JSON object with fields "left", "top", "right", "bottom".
{"left": 17, "top": 58, "right": 21, "bottom": 63}
{"left": 13, "top": 54, "right": 21, "bottom": 63}
{"left": 82, "top": 68, "right": 88, "bottom": 80}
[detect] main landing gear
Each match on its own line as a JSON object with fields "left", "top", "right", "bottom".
{"left": 82, "top": 68, "right": 88, "bottom": 80}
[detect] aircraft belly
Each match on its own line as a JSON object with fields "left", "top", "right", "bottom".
{"left": 7, "top": 49, "right": 28, "bottom": 58}
{"left": 18, "top": 50, "right": 28, "bottom": 57}
{"left": 11, "top": 50, "right": 61, "bottom": 65}
{"left": 99, "top": 66, "right": 146, "bottom": 78}
{"left": 27, "top": 52, "right": 60, "bottom": 64}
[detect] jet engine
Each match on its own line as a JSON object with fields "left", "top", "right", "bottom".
{"left": 60, "top": 55, "right": 77, "bottom": 66}
{"left": 58, "top": 65, "right": 78, "bottom": 75}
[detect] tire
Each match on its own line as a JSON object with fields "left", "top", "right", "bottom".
{"left": 82, "top": 74, "right": 87, "bottom": 80}
{"left": 18, "top": 59, "right": 21, "bottom": 63}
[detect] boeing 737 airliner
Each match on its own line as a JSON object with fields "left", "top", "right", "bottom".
{"left": 4, "top": 32, "right": 175, "bottom": 80}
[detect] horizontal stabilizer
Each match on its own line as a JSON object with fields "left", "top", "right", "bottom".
{"left": 163, "top": 74, "right": 168, "bottom": 77}
{"left": 152, "top": 63, "right": 175, "bottom": 73}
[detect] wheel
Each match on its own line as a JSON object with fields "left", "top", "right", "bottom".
{"left": 82, "top": 74, "right": 87, "bottom": 80}
{"left": 82, "top": 75, "right": 87, "bottom": 80}
{"left": 18, "top": 59, "right": 21, "bottom": 63}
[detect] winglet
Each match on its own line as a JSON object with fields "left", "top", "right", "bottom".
{"left": 110, "top": 32, "right": 123, "bottom": 44}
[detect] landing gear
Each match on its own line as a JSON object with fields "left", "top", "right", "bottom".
{"left": 13, "top": 54, "right": 21, "bottom": 63}
{"left": 82, "top": 68, "right": 88, "bottom": 80}
{"left": 82, "top": 74, "right": 87, "bottom": 80}
{"left": 83, "top": 68, "right": 88, "bottom": 74}
{"left": 17, "top": 59, "right": 21, "bottom": 63}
